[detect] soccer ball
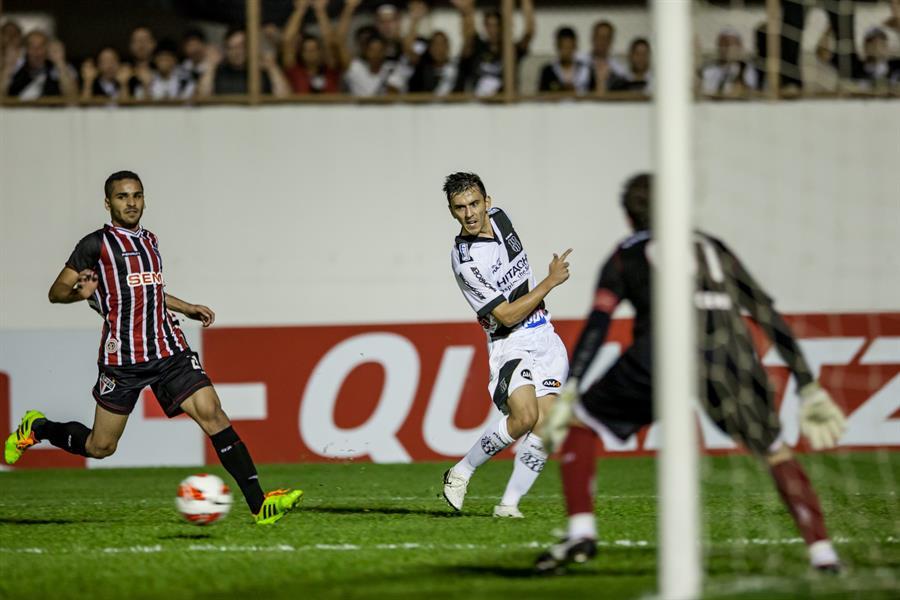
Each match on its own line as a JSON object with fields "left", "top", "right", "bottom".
{"left": 175, "top": 474, "right": 233, "bottom": 525}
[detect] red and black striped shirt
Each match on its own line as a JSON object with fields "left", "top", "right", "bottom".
{"left": 66, "top": 224, "right": 189, "bottom": 366}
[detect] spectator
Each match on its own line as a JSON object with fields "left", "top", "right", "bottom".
{"left": 342, "top": 33, "right": 397, "bottom": 96}
{"left": 129, "top": 26, "right": 157, "bottom": 93}
{"left": 139, "top": 39, "right": 195, "bottom": 100}
{"left": 375, "top": 3, "right": 404, "bottom": 61}
{"left": 860, "top": 27, "right": 900, "bottom": 90}
{"left": 181, "top": 28, "right": 208, "bottom": 82}
{"left": 282, "top": 0, "right": 342, "bottom": 94}
{"left": 700, "top": 27, "right": 758, "bottom": 96}
{"left": 539, "top": 26, "right": 592, "bottom": 94}
{"left": 457, "top": 0, "right": 535, "bottom": 97}
{"left": 80, "top": 47, "right": 132, "bottom": 102}
{"left": 196, "top": 28, "right": 290, "bottom": 98}
{"left": 1, "top": 20, "right": 24, "bottom": 91}
{"left": 608, "top": 37, "right": 652, "bottom": 93}
{"left": 4, "top": 31, "right": 77, "bottom": 101}
{"left": 588, "top": 20, "right": 626, "bottom": 84}
{"left": 394, "top": 0, "right": 460, "bottom": 95}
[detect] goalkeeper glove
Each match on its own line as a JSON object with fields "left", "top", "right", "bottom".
{"left": 541, "top": 379, "right": 580, "bottom": 454}
{"left": 798, "top": 381, "right": 846, "bottom": 450}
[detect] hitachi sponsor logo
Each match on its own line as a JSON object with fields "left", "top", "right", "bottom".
{"left": 126, "top": 272, "right": 164, "bottom": 287}
{"left": 496, "top": 256, "right": 529, "bottom": 289}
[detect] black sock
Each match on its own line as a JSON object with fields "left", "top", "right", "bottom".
{"left": 32, "top": 419, "right": 90, "bottom": 457}
{"left": 210, "top": 426, "right": 265, "bottom": 514}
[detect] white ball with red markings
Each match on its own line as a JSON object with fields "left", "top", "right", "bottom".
{"left": 175, "top": 474, "right": 233, "bottom": 525}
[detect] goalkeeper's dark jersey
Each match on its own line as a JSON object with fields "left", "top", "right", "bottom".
{"left": 568, "top": 229, "right": 813, "bottom": 387}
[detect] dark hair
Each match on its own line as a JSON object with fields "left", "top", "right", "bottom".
{"left": 443, "top": 172, "right": 486, "bottom": 204}
{"left": 593, "top": 20, "right": 614, "bottom": 34}
{"left": 155, "top": 38, "right": 179, "bottom": 56}
{"left": 105, "top": 171, "right": 143, "bottom": 199}
{"left": 556, "top": 26, "right": 577, "bottom": 45}
{"left": 365, "top": 33, "right": 386, "bottom": 49}
{"left": 182, "top": 27, "right": 206, "bottom": 43}
{"left": 630, "top": 37, "right": 650, "bottom": 53}
{"left": 621, "top": 173, "right": 651, "bottom": 230}
{"left": 485, "top": 10, "right": 501, "bottom": 22}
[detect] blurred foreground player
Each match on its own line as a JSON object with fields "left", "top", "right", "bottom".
{"left": 536, "top": 173, "right": 846, "bottom": 572}
{"left": 443, "top": 172, "right": 572, "bottom": 517}
{"left": 4, "top": 171, "right": 302, "bottom": 525}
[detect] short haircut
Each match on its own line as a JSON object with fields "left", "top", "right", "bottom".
{"left": 131, "top": 25, "right": 155, "bottom": 39}
{"left": 556, "top": 26, "right": 577, "bottom": 44}
{"left": 630, "top": 37, "right": 650, "bottom": 53}
{"left": 593, "top": 20, "right": 614, "bottom": 34}
{"left": 621, "top": 173, "right": 651, "bottom": 230}
{"left": 155, "top": 38, "right": 179, "bottom": 56}
{"left": 443, "top": 172, "right": 487, "bottom": 204}
{"left": 485, "top": 10, "right": 501, "bottom": 22}
{"left": 182, "top": 27, "right": 206, "bottom": 43}
{"left": 105, "top": 171, "right": 143, "bottom": 199}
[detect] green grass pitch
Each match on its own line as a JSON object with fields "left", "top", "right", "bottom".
{"left": 1, "top": 452, "right": 897, "bottom": 599}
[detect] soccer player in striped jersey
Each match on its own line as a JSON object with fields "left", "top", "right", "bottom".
{"left": 442, "top": 172, "right": 573, "bottom": 518}
{"left": 4, "top": 171, "right": 302, "bottom": 525}
{"left": 535, "top": 173, "right": 846, "bottom": 572}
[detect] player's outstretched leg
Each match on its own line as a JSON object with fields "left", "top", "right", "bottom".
{"left": 5, "top": 410, "right": 96, "bottom": 464}
{"left": 180, "top": 388, "right": 303, "bottom": 524}
{"left": 766, "top": 444, "right": 840, "bottom": 572}
{"left": 535, "top": 424, "right": 598, "bottom": 573}
{"left": 442, "top": 414, "right": 516, "bottom": 511}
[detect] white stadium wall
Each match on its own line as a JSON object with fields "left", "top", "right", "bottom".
{"left": 0, "top": 101, "right": 898, "bottom": 467}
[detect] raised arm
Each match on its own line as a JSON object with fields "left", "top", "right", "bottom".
{"left": 165, "top": 293, "right": 216, "bottom": 327}
{"left": 47, "top": 40, "right": 78, "bottom": 102}
{"left": 195, "top": 45, "right": 222, "bottom": 98}
{"left": 336, "top": 0, "right": 363, "bottom": 70}
{"left": 80, "top": 59, "right": 98, "bottom": 101}
{"left": 262, "top": 50, "right": 291, "bottom": 97}
{"left": 516, "top": 0, "right": 535, "bottom": 52}
{"left": 313, "top": 0, "right": 339, "bottom": 69}
{"left": 282, "top": 0, "right": 311, "bottom": 69}
{"left": 403, "top": 0, "right": 428, "bottom": 64}
{"left": 491, "top": 249, "right": 571, "bottom": 327}
{"left": 451, "top": 0, "right": 477, "bottom": 59}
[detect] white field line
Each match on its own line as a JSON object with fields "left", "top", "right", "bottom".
{"left": 2, "top": 536, "right": 896, "bottom": 556}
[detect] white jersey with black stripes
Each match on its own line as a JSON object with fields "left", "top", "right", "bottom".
{"left": 450, "top": 206, "right": 549, "bottom": 341}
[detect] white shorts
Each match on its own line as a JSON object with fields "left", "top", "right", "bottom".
{"left": 487, "top": 323, "right": 569, "bottom": 414}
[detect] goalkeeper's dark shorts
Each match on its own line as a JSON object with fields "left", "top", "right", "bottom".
{"left": 576, "top": 336, "right": 783, "bottom": 456}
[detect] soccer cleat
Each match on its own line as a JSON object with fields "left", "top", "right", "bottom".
{"left": 493, "top": 504, "right": 524, "bottom": 518}
{"left": 442, "top": 469, "right": 468, "bottom": 511}
{"left": 534, "top": 537, "right": 598, "bottom": 574}
{"left": 4, "top": 410, "right": 46, "bottom": 465}
{"left": 254, "top": 488, "right": 303, "bottom": 525}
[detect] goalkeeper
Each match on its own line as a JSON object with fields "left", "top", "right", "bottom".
{"left": 536, "top": 173, "right": 846, "bottom": 573}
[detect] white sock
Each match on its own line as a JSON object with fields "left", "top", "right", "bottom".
{"left": 452, "top": 416, "right": 515, "bottom": 481}
{"left": 809, "top": 539, "right": 839, "bottom": 567}
{"left": 568, "top": 512, "right": 597, "bottom": 540}
{"left": 499, "top": 433, "right": 549, "bottom": 507}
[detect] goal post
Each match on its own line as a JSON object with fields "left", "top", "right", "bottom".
{"left": 652, "top": 1, "right": 701, "bottom": 598}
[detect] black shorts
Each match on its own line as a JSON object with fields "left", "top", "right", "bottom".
{"left": 578, "top": 336, "right": 782, "bottom": 456}
{"left": 92, "top": 350, "right": 212, "bottom": 417}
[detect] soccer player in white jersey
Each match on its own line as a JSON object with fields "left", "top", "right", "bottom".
{"left": 442, "top": 172, "right": 573, "bottom": 518}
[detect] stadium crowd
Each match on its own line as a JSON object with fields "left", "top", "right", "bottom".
{"left": 1, "top": 0, "right": 898, "bottom": 104}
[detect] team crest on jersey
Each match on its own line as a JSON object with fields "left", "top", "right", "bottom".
{"left": 98, "top": 374, "right": 116, "bottom": 395}
{"left": 105, "top": 338, "right": 120, "bottom": 353}
{"left": 458, "top": 242, "right": 472, "bottom": 263}
{"left": 505, "top": 233, "right": 522, "bottom": 254}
